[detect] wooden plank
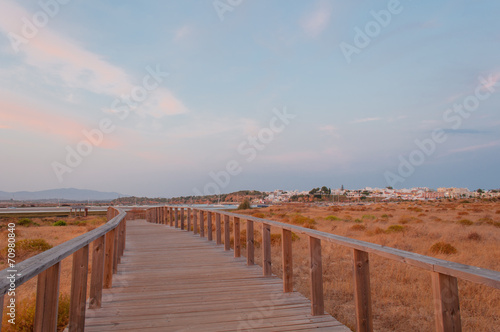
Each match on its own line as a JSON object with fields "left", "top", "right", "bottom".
{"left": 170, "top": 207, "right": 173, "bottom": 226}
{"left": 187, "top": 208, "right": 191, "bottom": 231}
{"left": 69, "top": 245, "right": 89, "bottom": 332}
{"left": 207, "top": 211, "right": 213, "bottom": 241}
{"left": 216, "top": 213, "right": 222, "bottom": 245}
{"left": 89, "top": 236, "right": 105, "bottom": 309}
{"left": 224, "top": 215, "right": 230, "bottom": 251}
{"left": 34, "top": 262, "right": 60, "bottom": 332}
{"left": 85, "top": 220, "right": 349, "bottom": 332}
{"left": 431, "top": 272, "right": 462, "bottom": 332}
{"left": 263, "top": 223, "right": 271, "bottom": 276}
{"left": 309, "top": 236, "right": 324, "bottom": 316}
{"left": 247, "top": 219, "right": 254, "bottom": 265}
{"left": 353, "top": 249, "right": 373, "bottom": 332}
{"left": 104, "top": 229, "right": 115, "bottom": 288}
{"left": 233, "top": 217, "right": 240, "bottom": 257}
{"left": 282, "top": 228, "right": 293, "bottom": 293}
{"left": 175, "top": 208, "right": 179, "bottom": 228}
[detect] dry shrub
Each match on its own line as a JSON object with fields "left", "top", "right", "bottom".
{"left": 430, "top": 242, "right": 457, "bottom": 255}
{"left": 290, "top": 214, "right": 316, "bottom": 228}
{"left": 496, "top": 210, "right": 500, "bottom": 214}
{"left": 386, "top": 225, "right": 405, "bottom": 233}
{"left": 270, "top": 233, "right": 281, "bottom": 245}
{"left": 458, "top": 211, "right": 469, "bottom": 216}
{"left": 325, "top": 215, "right": 341, "bottom": 221}
{"left": 252, "top": 212, "right": 265, "bottom": 218}
{"left": 374, "top": 227, "right": 385, "bottom": 235}
{"left": 467, "top": 232, "right": 482, "bottom": 241}
{"left": 350, "top": 224, "right": 366, "bottom": 231}
{"left": 458, "top": 219, "right": 474, "bottom": 226}
{"left": 3, "top": 293, "right": 70, "bottom": 332}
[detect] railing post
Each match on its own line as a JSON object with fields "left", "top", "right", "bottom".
{"left": 175, "top": 208, "right": 179, "bottom": 228}
{"left": 34, "top": 262, "right": 60, "bottom": 332}
{"left": 216, "top": 213, "right": 222, "bottom": 245}
{"left": 262, "top": 223, "right": 271, "bottom": 276}
{"left": 193, "top": 209, "right": 198, "bottom": 234}
{"left": 89, "top": 235, "right": 105, "bottom": 309}
{"left": 170, "top": 207, "right": 174, "bottom": 226}
{"left": 199, "top": 210, "right": 205, "bottom": 237}
{"left": 234, "top": 217, "right": 240, "bottom": 257}
{"left": 187, "top": 208, "right": 191, "bottom": 231}
{"left": 247, "top": 219, "right": 254, "bottom": 265}
{"left": 224, "top": 215, "right": 231, "bottom": 251}
{"left": 104, "top": 229, "right": 115, "bottom": 288}
{"left": 309, "top": 236, "right": 324, "bottom": 315}
{"left": 282, "top": 228, "right": 293, "bottom": 292}
{"left": 431, "top": 272, "right": 462, "bottom": 332}
{"left": 353, "top": 249, "right": 373, "bottom": 332}
{"left": 207, "top": 211, "right": 213, "bottom": 241}
{"left": 69, "top": 245, "right": 89, "bottom": 332}
{"left": 180, "top": 208, "right": 185, "bottom": 230}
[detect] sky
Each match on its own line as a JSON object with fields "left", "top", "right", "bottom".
{"left": 0, "top": 0, "right": 499, "bottom": 197}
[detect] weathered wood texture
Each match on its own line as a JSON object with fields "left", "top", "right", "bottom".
{"left": 34, "top": 262, "right": 61, "bottom": 332}
{"left": 85, "top": 220, "right": 349, "bottom": 331}
{"left": 69, "top": 245, "right": 89, "bottom": 332}
{"left": 309, "top": 236, "right": 324, "bottom": 316}
{"left": 353, "top": 249, "right": 373, "bottom": 332}
{"left": 432, "top": 272, "right": 462, "bottom": 332}
{"left": 89, "top": 236, "right": 105, "bottom": 309}
{"left": 282, "top": 228, "right": 293, "bottom": 293}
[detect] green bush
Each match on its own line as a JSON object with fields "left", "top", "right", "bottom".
{"left": 237, "top": 199, "right": 252, "bottom": 210}
{"left": 17, "top": 218, "right": 33, "bottom": 226}
{"left": 325, "top": 215, "right": 341, "bottom": 221}
{"left": 53, "top": 220, "right": 67, "bottom": 226}
{"left": 290, "top": 214, "right": 316, "bottom": 228}
{"left": 362, "top": 214, "right": 376, "bottom": 220}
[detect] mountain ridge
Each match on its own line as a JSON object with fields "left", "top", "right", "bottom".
{"left": 0, "top": 188, "right": 126, "bottom": 201}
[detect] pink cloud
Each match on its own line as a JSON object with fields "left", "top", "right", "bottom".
{"left": 0, "top": 0, "right": 189, "bottom": 117}
{"left": 301, "top": 1, "right": 332, "bottom": 38}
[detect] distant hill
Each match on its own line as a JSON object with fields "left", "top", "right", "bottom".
{"left": 0, "top": 188, "right": 125, "bottom": 201}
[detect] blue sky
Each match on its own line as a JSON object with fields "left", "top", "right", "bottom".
{"left": 0, "top": 0, "right": 499, "bottom": 197}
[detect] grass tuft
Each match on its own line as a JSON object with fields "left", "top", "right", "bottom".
{"left": 457, "top": 219, "right": 473, "bottom": 226}
{"left": 430, "top": 242, "right": 457, "bottom": 255}
{"left": 53, "top": 220, "right": 67, "bottom": 226}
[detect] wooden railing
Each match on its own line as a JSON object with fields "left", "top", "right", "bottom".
{"left": 145, "top": 205, "right": 500, "bottom": 332}
{"left": 0, "top": 207, "right": 127, "bottom": 332}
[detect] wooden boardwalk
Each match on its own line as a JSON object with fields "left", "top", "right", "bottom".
{"left": 85, "top": 220, "right": 349, "bottom": 331}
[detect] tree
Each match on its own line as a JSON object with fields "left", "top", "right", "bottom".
{"left": 477, "top": 189, "right": 484, "bottom": 194}
{"left": 237, "top": 199, "right": 251, "bottom": 210}
{"left": 309, "top": 188, "right": 319, "bottom": 195}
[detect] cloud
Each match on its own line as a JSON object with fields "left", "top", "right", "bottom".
{"left": 319, "top": 124, "right": 339, "bottom": 137}
{"left": 300, "top": 1, "right": 332, "bottom": 38}
{"left": 351, "top": 117, "right": 382, "bottom": 124}
{"left": 0, "top": 1, "right": 189, "bottom": 118}
{"left": 442, "top": 129, "right": 489, "bottom": 135}
{"left": 174, "top": 25, "right": 193, "bottom": 42}
{"left": 448, "top": 140, "right": 500, "bottom": 154}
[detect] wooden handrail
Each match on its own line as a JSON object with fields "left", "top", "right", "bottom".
{"left": 0, "top": 207, "right": 128, "bottom": 331}
{"left": 146, "top": 205, "right": 500, "bottom": 332}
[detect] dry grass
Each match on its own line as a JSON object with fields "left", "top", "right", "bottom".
{"left": 0, "top": 215, "right": 106, "bottom": 330}
{"left": 236, "top": 200, "right": 500, "bottom": 332}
